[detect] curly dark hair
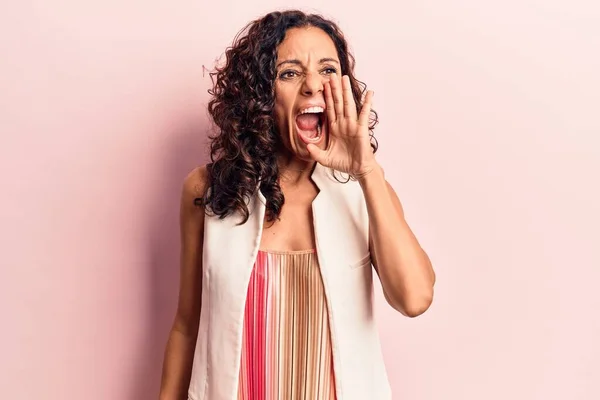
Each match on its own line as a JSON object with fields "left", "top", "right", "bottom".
{"left": 199, "top": 9, "right": 379, "bottom": 224}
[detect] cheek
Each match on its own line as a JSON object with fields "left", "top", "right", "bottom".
{"left": 273, "top": 104, "right": 286, "bottom": 133}
{"left": 273, "top": 99, "right": 292, "bottom": 129}
{"left": 273, "top": 85, "right": 296, "bottom": 123}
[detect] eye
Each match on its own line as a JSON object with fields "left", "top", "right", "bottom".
{"left": 279, "top": 70, "right": 299, "bottom": 79}
{"left": 322, "top": 67, "right": 337, "bottom": 75}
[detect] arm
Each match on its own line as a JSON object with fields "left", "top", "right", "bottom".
{"left": 159, "top": 166, "right": 208, "bottom": 400}
{"left": 361, "top": 164, "right": 436, "bottom": 317}
{"left": 304, "top": 74, "right": 435, "bottom": 317}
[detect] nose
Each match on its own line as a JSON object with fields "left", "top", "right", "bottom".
{"left": 301, "top": 71, "right": 326, "bottom": 96}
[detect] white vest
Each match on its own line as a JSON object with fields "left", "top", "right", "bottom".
{"left": 188, "top": 163, "right": 391, "bottom": 400}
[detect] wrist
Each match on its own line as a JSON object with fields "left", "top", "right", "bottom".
{"left": 356, "top": 162, "right": 384, "bottom": 187}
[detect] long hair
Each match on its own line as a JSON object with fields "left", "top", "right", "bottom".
{"left": 199, "top": 10, "right": 378, "bottom": 224}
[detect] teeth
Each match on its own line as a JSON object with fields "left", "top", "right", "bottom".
{"left": 300, "top": 106, "right": 325, "bottom": 114}
{"left": 317, "top": 121, "right": 321, "bottom": 136}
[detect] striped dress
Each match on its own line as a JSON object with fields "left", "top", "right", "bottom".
{"left": 237, "top": 249, "right": 336, "bottom": 400}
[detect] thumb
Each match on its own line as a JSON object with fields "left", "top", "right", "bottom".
{"left": 306, "top": 143, "right": 328, "bottom": 165}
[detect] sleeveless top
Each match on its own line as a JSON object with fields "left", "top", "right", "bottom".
{"left": 188, "top": 163, "right": 391, "bottom": 400}
{"left": 237, "top": 249, "right": 336, "bottom": 400}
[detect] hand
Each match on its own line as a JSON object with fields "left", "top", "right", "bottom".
{"left": 306, "top": 73, "right": 377, "bottom": 179}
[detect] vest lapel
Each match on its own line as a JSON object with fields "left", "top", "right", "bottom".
{"left": 205, "top": 188, "right": 266, "bottom": 399}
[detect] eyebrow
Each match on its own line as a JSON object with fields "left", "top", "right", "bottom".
{"left": 276, "top": 58, "right": 340, "bottom": 69}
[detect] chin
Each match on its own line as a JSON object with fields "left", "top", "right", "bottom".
{"left": 292, "top": 130, "right": 327, "bottom": 159}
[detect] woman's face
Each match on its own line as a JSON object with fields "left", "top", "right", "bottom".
{"left": 273, "top": 26, "right": 340, "bottom": 160}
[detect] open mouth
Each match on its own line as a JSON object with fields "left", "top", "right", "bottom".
{"left": 295, "top": 107, "right": 326, "bottom": 144}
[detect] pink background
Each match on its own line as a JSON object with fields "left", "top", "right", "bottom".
{"left": 1, "top": 1, "right": 599, "bottom": 399}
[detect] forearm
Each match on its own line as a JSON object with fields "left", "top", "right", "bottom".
{"left": 159, "top": 325, "right": 198, "bottom": 400}
{"left": 359, "top": 164, "right": 435, "bottom": 317}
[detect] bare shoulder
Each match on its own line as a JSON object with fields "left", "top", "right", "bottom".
{"left": 181, "top": 165, "right": 209, "bottom": 208}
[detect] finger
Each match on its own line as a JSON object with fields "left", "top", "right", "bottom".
{"left": 358, "top": 90, "right": 374, "bottom": 127}
{"left": 324, "top": 81, "right": 337, "bottom": 123}
{"left": 306, "top": 143, "right": 328, "bottom": 165}
{"left": 329, "top": 73, "right": 344, "bottom": 118}
{"left": 342, "top": 75, "right": 357, "bottom": 120}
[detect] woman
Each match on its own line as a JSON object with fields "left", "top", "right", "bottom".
{"left": 159, "top": 10, "right": 436, "bottom": 400}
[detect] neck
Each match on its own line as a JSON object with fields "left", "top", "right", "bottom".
{"left": 277, "top": 154, "right": 316, "bottom": 183}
